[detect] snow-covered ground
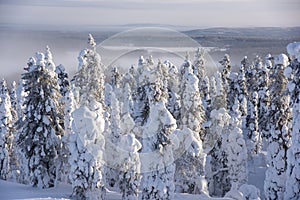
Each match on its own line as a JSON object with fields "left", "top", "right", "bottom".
{"left": 0, "top": 180, "right": 235, "bottom": 200}
{"left": 0, "top": 154, "right": 266, "bottom": 200}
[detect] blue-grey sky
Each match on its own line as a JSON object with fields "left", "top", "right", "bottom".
{"left": 0, "top": 0, "right": 299, "bottom": 28}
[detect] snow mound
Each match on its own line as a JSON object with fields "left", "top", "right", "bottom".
{"left": 225, "top": 182, "right": 245, "bottom": 200}
{"left": 239, "top": 184, "right": 261, "bottom": 200}
{"left": 287, "top": 42, "right": 300, "bottom": 61}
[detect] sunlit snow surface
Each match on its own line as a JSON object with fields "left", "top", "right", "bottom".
{"left": 0, "top": 180, "right": 234, "bottom": 200}
{"left": 0, "top": 143, "right": 266, "bottom": 199}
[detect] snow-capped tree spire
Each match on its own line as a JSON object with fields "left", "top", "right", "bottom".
{"left": 264, "top": 54, "right": 291, "bottom": 200}
{"left": 69, "top": 35, "right": 106, "bottom": 199}
{"left": 246, "top": 91, "right": 261, "bottom": 156}
{"left": 88, "top": 33, "right": 96, "bottom": 51}
{"left": 175, "top": 57, "right": 208, "bottom": 195}
{"left": 284, "top": 43, "right": 300, "bottom": 200}
{"left": 0, "top": 79, "right": 13, "bottom": 180}
{"left": 17, "top": 51, "right": 64, "bottom": 188}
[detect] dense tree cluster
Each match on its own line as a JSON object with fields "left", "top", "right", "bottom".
{"left": 0, "top": 35, "right": 299, "bottom": 200}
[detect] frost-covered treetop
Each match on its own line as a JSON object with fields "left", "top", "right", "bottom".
{"left": 138, "top": 55, "right": 146, "bottom": 68}
{"left": 274, "top": 54, "right": 289, "bottom": 67}
{"left": 287, "top": 42, "right": 300, "bottom": 61}
{"left": 265, "top": 54, "right": 273, "bottom": 69}
{"left": 35, "top": 52, "right": 45, "bottom": 68}
{"left": 219, "top": 54, "right": 231, "bottom": 66}
{"left": 88, "top": 33, "right": 96, "bottom": 49}
{"left": 195, "top": 47, "right": 204, "bottom": 59}
{"left": 45, "top": 45, "right": 53, "bottom": 62}
{"left": 44, "top": 46, "right": 56, "bottom": 72}
{"left": 0, "top": 79, "right": 8, "bottom": 94}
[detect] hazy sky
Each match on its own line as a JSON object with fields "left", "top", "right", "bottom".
{"left": 1, "top": 0, "right": 299, "bottom": 28}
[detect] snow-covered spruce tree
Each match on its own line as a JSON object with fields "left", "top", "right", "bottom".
{"left": 244, "top": 58, "right": 256, "bottom": 97}
{"left": 202, "top": 75, "right": 211, "bottom": 112}
{"left": 284, "top": 42, "right": 300, "bottom": 200}
{"left": 264, "top": 54, "right": 291, "bottom": 200}
{"left": 209, "top": 75, "right": 216, "bottom": 103}
{"left": 9, "top": 81, "right": 18, "bottom": 123}
{"left": 174, "top": 65, "right": 208, "bottom": 194}
{"left": 211, "top": 71, "right": 227, "bottom": 111}
{"left": 253, "top": 55, "right": 263, "bottom": 84}
{"left": 16, "top": 80, "right": 26, "bottom": 122}
{"left": 207, "top": 108, "right": 231, "bottom": 197}
{"left": 44, "top": 46, "right": 69, "bottom": 184}
{"left": 111, "top": 67, "right": 122, "bottom": 90}
{"left": 256, "top": 64, "right": 270, "bottom": 139}
{"left": 15, "top": 79, "right": 28, "bottom": 184}
{"left": 209, "top": 104, "right": 247, "bottom": 197}
{"left": 8, "top": 81, "right": 20, "bottom": 181}
{"left": 225, "top": 115, "right": 248, "bottom": 193}
{"left": 17, "top": 52, "right": 64, "bottom": 188}
{"left": 237, "top": 57, "right": 249, "bottom": 130}
{"left": 192, "top": 48, "right": 206, "bottom": 97}
{"left": 131, "top": 56, "right": 152, "bottom": 126}
{"left": 105, "top": 90, "right": 121, "bottom": 190}
{"left": 0, "top": 80, "right": 13, "bottom": 180}
{"left": 246, "top": 91, "right": 261, "bottom": 156}
{"left": 69, "top": 34, "right": 106, "bottom": 199}
{"left": 179, "top": 65, "right": 206, "bottom": 140}
{"left": 106, "top": 92, "right": 141, "bottom": 200}
{"left": 55, "top": 64, "right": 70, "bottom": 97}
{"left": 219, "top": 54, "right": 231, "bottom": 107}
{"left": 58, "top": 87, "right": 76, "bottom": 184}
{"left": 140, "top": 80, "right": 177, "bottom": 200}
{"left": 165, "top": 60, "right": 181, "bottom": 126}
{"left": 227, "top": 72, "right": 239, "bottom": 112}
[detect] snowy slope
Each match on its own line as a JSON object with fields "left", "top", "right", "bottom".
{"left": 0, "top": 180, "right": 235, "bottom": 200}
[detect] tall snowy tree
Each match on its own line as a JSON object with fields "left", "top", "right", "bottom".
{"left": 207, "top": 108, "right": 231, "bottom": 197}
{"left": 219, "top": 54, "right": 231, "bottom": 107}
{"left": 227, "top": 72, "right": 239, "bottom": 112}
{"left": 256, "top": 64, "right": 270, "bottom": 139}
{"left": 9, "top": 81, "right": 18, "bottom": 123}
{"left": 175, "top": 64, "right": 208, "bottom": 194}
{"left": 202, "top": 75, "right": 211, "bottom": 112}
{"left": 284, "top": 42, "right": 300, "bottom": 200}
{"left": 246, "top": 91, "right": 261, "bottom": 156}
{"left": 264, "top": 54, "right": 291, "bottom": 200}
{"left": 17, "top": 51, "right": 64, "bottom": 188}
{"left": 131, "top": 56, "right": 153, "bottom": 126}
{"left": 8, "top": 81, "right": 20, "bottom": 181}
{"left": 59, "top": 87, "right": 77, "bottom": 185}
{"left": 53, "top": 63, "right": 70, "bottom": 183}
{"left": 106, "top": 92, "right": 141, "bottom": 200}
{"left": 55, "top": 64, "right": 70, "bottom": 97}
{"left": 211, "top": 71, "right": 227, "bottom": 111}
{"left": 140, "top": 79, "right": 177, "bottom": 200}
{"left": 192, "top": 48, "right": 206, "bottom": 98}
{"left": 208, "top": 106, "right": 247, "bottom": 197}
{"left": 237, "top": 57, "right": 249, "bottom": 131}
{"left": 111, "top": 67, "right": 122, "bottom": 90}
{"left": 0, "top": 80, "right": 13, "bottom": 180}
{"left": 245, "top": 58, "right": 256, "bottom": 97}
{"left": 166, "top": 60, "right": 181, "bottom": 126}
{"left": 69, "top": 34, "right": 106, "bottom": 199}
{"left": 225, "top": 114, "right": 248, "bottom": 193}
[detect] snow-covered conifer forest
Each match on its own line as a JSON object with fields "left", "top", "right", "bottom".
{"left": 0, "top": 32, "right": 300, "bottom": 200}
